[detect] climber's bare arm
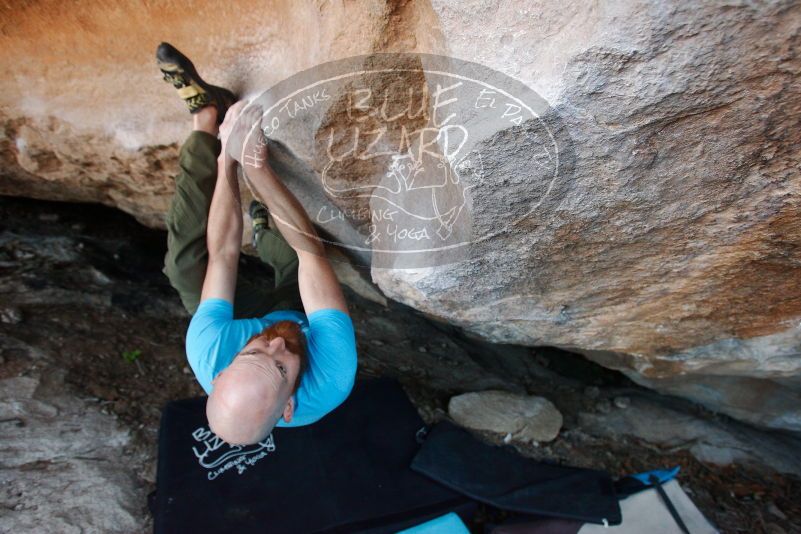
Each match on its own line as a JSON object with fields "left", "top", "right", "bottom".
{"left": 223, "top": 102, "right": 348, "bottom": 316}
{"left": 243, "top": 163, "right": 348, "bottom": 316}
{"left": 199, "top": 147, "right": 242, "bottom": 305}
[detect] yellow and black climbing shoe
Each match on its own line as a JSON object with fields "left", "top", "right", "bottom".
{"left": 156, "top": 42, "right": 236, "bottom": 122}
{"left": 249, "top": 200, "right": 270, "bottom": 230}
{"left": 249, "top": 200, "right": 270, "bottom": 247}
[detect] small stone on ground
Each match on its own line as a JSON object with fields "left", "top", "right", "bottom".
{"left": 448, "top": 390, "right": 563, "bottom": 443}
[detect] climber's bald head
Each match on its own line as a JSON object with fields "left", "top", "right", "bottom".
{"left": 206, "top": 321, "right": 307, "bottom": 445}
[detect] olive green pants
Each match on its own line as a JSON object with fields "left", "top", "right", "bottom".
{"left": 163, "top": 131, "right": 302, "bottom": 318}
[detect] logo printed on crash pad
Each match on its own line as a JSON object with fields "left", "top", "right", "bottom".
{"left": 191, "top": 426, "right": 276, "bottom": 480}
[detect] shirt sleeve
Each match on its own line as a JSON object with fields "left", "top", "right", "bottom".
{"left": 185, "top": 298, "right": 249, "bottom": 394}
{"left": 301, "top": 308, "right": 358, "bottom": 417}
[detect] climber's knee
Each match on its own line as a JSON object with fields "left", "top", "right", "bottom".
{"left": 163, "top": 252, "right": 205, "bottom": 315}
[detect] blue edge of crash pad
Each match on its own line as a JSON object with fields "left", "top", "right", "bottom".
{"left": 398, "top": 512, "right": 470, "bottom": 534}
{"left": 629, "top": 466, "right": 680, "bottom": 486}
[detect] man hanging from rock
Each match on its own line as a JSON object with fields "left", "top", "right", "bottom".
{"left": 157, "top": 42, "right": 357, "bottom": 445}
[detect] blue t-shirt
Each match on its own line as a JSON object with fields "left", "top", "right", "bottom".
{"left": 185, "top": 298, "right": 357, "bottom": 427}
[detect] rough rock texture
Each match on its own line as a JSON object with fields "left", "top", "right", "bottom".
{"left": 0, "top": 344, "right": 143, "bottom": 533}
{"left": 578, "top": 395, "right": 801, "bottom": 477}
{"left": 375, "top": 0, "right": 801, "bottom": 432}
{"left": 1, "top": 1, "right": 800, "bottom": 431}
{"left": 448, "top": 390, "right": 563, "bottom": 442}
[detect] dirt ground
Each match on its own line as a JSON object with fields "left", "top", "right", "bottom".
{"left": 1, "top": 196, "right": 799, "bottom": 533}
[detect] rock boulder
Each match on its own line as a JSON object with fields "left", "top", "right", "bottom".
{"left": 1, "top": 1, "right": 799, "bottom": 431}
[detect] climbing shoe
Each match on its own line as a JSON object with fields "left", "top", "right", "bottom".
{"left": 156, "top": 42, "right": 236, "bottom": 122}
{"left": 249, "top": 200, "right": 270, "bottom": 246}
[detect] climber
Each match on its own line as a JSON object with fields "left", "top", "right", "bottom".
{"left": 156, "top": 42, "right": 357, "bottom": 445}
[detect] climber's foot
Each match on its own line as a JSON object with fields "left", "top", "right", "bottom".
{"left": 249, "top": 200, "right": 270, "bottom": 246}
{"left": 156, "top": 42, "right": 235, "bottom": 123}
{"left": 249, "top": 200, "right": 270, "bottom": 230}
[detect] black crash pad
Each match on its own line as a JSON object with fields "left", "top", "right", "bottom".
{"left": 412, "top": 421, "right": 622, "bottom": 525}
{"left": 152, "top": 379, "right": 472, "bottom": 534}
